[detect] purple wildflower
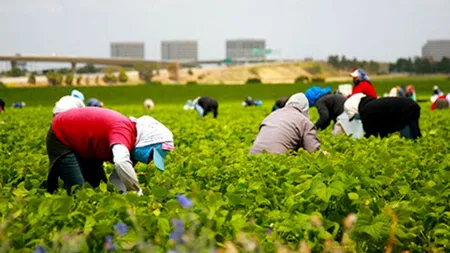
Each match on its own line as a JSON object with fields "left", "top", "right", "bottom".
{"left": 105, "top": 235, "right": 116, "bottom": 251}
{"left": 33, "top": 245, "right": 45, "bottom": 253}
{"left": 114, "top": 221, "right": 129, "bottom": 236}
{"left": 176, "top": 194, "right": 193, "bottom": 208}
{"left": 170, "top": 219, "right": 185, "bottom": 244}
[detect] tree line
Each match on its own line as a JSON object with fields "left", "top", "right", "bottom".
{"left": 388, "top": 57, "right": 450, "bottom": 74}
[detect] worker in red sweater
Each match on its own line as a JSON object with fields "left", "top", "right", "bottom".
{"left": 348, "top": 69, "right": 378, "bottom": 98}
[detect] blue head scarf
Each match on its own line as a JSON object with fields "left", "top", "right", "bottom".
{"left": 71, "top": 89, "right": 85, "bottom": 101}
{"left": 351, "top": 69, "right": 371, "bottom": 85}
{"left": 305, "top": 86, "right": 332, "bottom": 106}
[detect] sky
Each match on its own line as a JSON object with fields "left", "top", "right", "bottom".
{"left": 0, "top": 0, "right": 449, "bottom": 67}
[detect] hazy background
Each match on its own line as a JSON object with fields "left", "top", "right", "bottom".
{"left": 1, "top": 0, "right": 449, "bottom": 63}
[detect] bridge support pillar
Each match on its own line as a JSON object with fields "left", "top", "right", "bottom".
{"left": 71, "top": 62, "right": 76, "bottom": 73}
{"left": 10, "top": 60, "right": 17, "bottom": 69}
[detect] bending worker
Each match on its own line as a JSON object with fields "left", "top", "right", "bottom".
{"left": 194, "top": 96, "right": 219, "bottom": 118}
{"left": 249, "top": 93, "right": 322, "bottom": 155}
{"left": 53, "top": 90, "right": 85, "bottom": 115}
{"left": 272, "top": 97, "right": 289, "bottom": 112}
{"left": 348, "top": 69, "right": 377, "bottom": 98}
{"left": 345, "top": 93, "right": 421, "bottom": 140}
{"left": 46, "top": 107, "right": 174, "bottom": 194}
{"left": 305, "top": 86, "right": 363, "bottom": 138}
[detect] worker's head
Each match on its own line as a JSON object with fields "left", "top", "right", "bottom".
{"left": 87, "top": 98, "right": 102, "bottom": 107}
{"left": 131, "top": 116, "right": 174, "bottom": 171}
{"left": 305, "top": 86, "right": 332, "bottom": 107}
{"left": 71, "top": 89, "right": 85, "bottom": 102}
{"left": 349, "top": 69, "right": 370, "bottom": 85}
{"left": 285, "top": 93, "right": 309, "bottom": 118}
{"left": 344, "top": 93, "right": 367, "bottom": 120}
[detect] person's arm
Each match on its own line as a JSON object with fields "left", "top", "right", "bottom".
{"left": 302, "top": 123, "right": 321, "bottom": 153}
{"left": 111, "top": 144, "right": 142, "bottom": 193}
{"left": 315, "top": 100, "right": 331, "bottom": 130}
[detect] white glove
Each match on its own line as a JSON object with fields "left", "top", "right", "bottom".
{"left": 137, "top": 188, "right": 143, "bottom": 196}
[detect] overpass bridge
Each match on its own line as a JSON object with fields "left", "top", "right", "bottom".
{"left": 0, "top": 54, "right": 277, "bottom": 71}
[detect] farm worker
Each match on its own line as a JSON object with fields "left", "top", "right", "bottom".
{"left": 431, "top": 94, "right": 450, "bottom": 110}
{"left": 272, "top": 97, "right": 289, "bottom": 111}
{"left": 0, "top": 98, "right": 5, "bottom": 112}
{"left": 143, "top": 98, "right": 155, "bottom": 109}
{"left": 46, "top": 107, "right": 174, "bottom": 194}
{"left": 432, "top": 85, "right": 444, "bottom": 96}
{"left": 344, "top": 93, "right": 422, "bottom": 140}
{"left": 12, "top": 102, "right": 26, "bottom": 108}
{"left": 305, "top": 86, "right": 363, "bottom": 138}
{"left": 405, "top": 85, "right": 416, "bottom": 101}
{"left": 242, "top": 97, "right": 263, "bottom": 107}
{"left": 249, "top": 93, "right": 322, "bottom": 155}
{"left": 348, "top": 69, "right": 377, "bottom": 98}
{"left": 194, "top": 96, "right": 219, "bottom": 118}
{"left": 53, "top": 90, "right": 85, "bottom": 115}
{"left": 88, "top": 98, "right": 104, "bottom": 107}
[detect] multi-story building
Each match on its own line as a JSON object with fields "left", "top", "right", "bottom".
{"left": 161, "top": 41, "right": 198, "bottom": 61}
{"left": 422, "top": 40, "right": 450, "bottom": 61}
{"left": 110, "top": 42, "right": 145, "bottom": 59}
{"left": 226, "top": 39, "right": 266, "bottom": 61}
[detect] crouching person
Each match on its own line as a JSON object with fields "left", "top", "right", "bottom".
{"left": 250, "top": 93, "right": 323, "bottom": 155}
{"left": 46, "top": 107, "right": 174, "bottom": 194}
{"left": 195, "top": 96, "right": 219, "bottom": 118}
{"left": 345, "top": 93, "right": 421, "bottom": 140}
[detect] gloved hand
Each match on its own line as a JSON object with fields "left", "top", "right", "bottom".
{"left": 137, "top": 188, "right": 143, "bottom": 196}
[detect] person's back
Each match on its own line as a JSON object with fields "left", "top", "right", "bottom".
{"left": 250, "top": 106, "right": 320, "bottom": 154}
{"left": 197, "top": 96, "right": 219, "bottom": 118}
{"left": 315, "top": 94, "right": 346, "bottom": 129}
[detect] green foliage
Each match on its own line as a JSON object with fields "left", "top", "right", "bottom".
{"left": 0, "top": 95, "right": 449, "bottom": 252}
{"left": 187, "top": 69, "right": 194, "bottom": 76}
{"left": 311, "top": 77, "right": 326, "bottom": 83}
{"left": 77, "top": 64, "right": 98, "bottom": 74}
{"left": 295, "top": 76, "right": 310, "bottom": 84}
{"left": 118, "top": 70, "right": 129, "bottom": 83}
{"left": 246, "top": 78, "right": 262, "bottom": 84}
{"left": 46, "top": 72, "right": 63, "bottom": 86}
{"left": 28, "top": 73, "right": 36, "bottom": 85}
{"left": 65, "top": 73, "right": 74, "bottom": 86}
{"left": 7, "top": 67, "right": 27, "bottom": 77}
{"left": 103, "top": 72, "right": 117, "bottom": 84}
{"left": 389, "top": 57, "right": 450, "bottom": 74}
{"left": 186, "top": 81, "right": 198, "bottom": 85}
{"left": 134, "top": 63, "right": 157, "bottom": 83}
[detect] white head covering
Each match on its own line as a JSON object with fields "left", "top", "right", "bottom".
{"left": 130, "top": 116, "right": 174, "bottom": 147}
{"left": 53, "top": 95, "right": 85, "bottom": 114}
{"left": 446, "top": 93, "right": 450, "bottom": 104}
{"left": 344, "top": 93, "right": 367, "bottom": 119}
{"left": 285, "top": 93, "right": 309, "bottom": 118}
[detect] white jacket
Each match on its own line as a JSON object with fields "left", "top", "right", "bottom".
{"left": 53, "top": 96, "right": 85, "bottom": 114}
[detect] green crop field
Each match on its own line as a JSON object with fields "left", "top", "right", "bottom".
{"left": 0, "top": 78, "right": 449, "bottom": 252}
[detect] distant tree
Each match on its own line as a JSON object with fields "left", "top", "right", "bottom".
{"left": 65, "top": 73, "right": 74, "bottom": 86}
{"left": 294, "top": 76, "right": 310, "bottom": 84}
{"left": 134, "top": 63, "right": 156, "bottom": 83}
{"left": 102, "top": 72, "right": 117, "bottom": 84}
{"left": 246, "top": 78, "right": 262, "bottom": 84}
{"left": 436, "top": 57, "right": 450, "bottom": 74}
{"left": 167, "top": 62, "right": 180, "bottom": 82}
{"left": 77, "top": 64, "right": 98, "bottom": 74}
{"left": 76, "top": 76, "right": 82, "bottom": 85}
{"left": 28, "top": 73, "right": 36, "bottom": 85}
{"left": 7, "top": 67, "right": 26, "bottom": 77}
{"left": 118, "top": 70, "right": 129, "bottom": 83}
{"left": 187, "top": 68, "right": 194, "bottom": 76}
{"left": 46, "top": 72, "right": 63, "bottom": 86}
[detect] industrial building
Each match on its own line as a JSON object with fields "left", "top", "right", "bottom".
{"left": 422, "top": 40, "right": 450, "bottom": 61}
{"left": 161, "top": 41, "right": 198, "bottom": 61}
{"left": 226, "top": 39, "right": 266, "bottom": 61}
{"left": 110, "top": 42, "right": 145, "bottom": 59}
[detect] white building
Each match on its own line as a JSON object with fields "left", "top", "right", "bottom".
{"left": 226, "top": 39, "right": 266, "bottom": 61}
{"left": 422, "top": 40, "right": 450, "bottom": 61}
{"left": 161, "top": 41, "right": 198, "bottom": 61}
{"left": 110, "top": 42, "right": 145, "bottom": 59}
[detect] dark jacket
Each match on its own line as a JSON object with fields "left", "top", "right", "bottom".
{"left": 198, "top": 97, "right": 219, "bottom": 118}
{"left": 315, "top": 94, "right": 346, "bottom": 130}
{"left": 272, "top": 97, "right": 289, "bottom": 111}
{"left": 359, "top": 97, "right": 421, "bottom": 138}
{"left": 0, "top": 98, "right": 5, "bottom": 112}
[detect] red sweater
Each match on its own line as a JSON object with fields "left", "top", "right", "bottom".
{"left": 431, "top": 95, "right": 447, "bottom": 110}
{"left": 348, "top": 81, "right": 378, "bottom": 98}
